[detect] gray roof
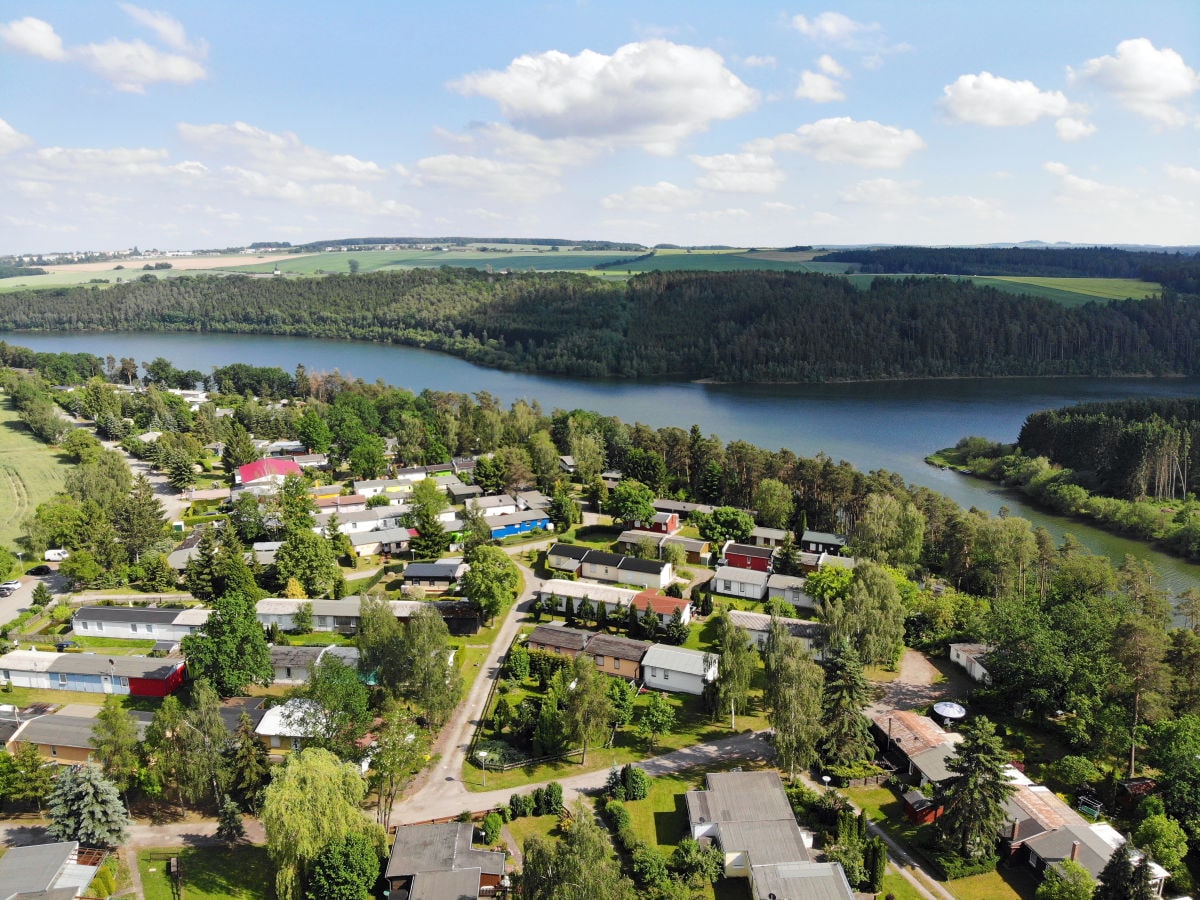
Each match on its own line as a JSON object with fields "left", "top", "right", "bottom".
{"left": 46, "top": 654, "right": 183, "bottom": 680}
{"left": 0, "top": 841, "right": 76, "bottom": 897}
{"left": 713, "top": 565, "right": 770, "bottom": 587}
{"left": 767, "top": 573, "right": 807, "bottom": 589}
{"left": 14, "top": 714, "right": 148, "bottom": 749}
{"left": 410, "top": 868, "right": 481, "bottom": 900}
{"left": 489, "top": 510, "right": 550, "bottom": 527}
{"left": 751, "top": 526, "right": 789, "bottom": 540}
{"left": 385, "top": 822, "right": 505, "bottom": 880}
{"left": 726, "top": 609, "right": 825, "bottom": 641}
{"left": 528, "top": 625, "right": 590, "bottom": 652}
{"left": 585, "top": 633, "right": 649, "bottom": 662}
{"left": 269, "top": 645, "right": 326, "bottom": 668}
{"left": 617, "top": 556, "right": 667, "bottom": 576}
{"left": 910, "top": 744, "right": 959, "bottom": 783}
{"left": 72, "top": 606, "right": 180, "bottom": 625}
{"left": 686, "top": 771, "right": 795, "bottom": 826}
{"left": 802, "top": 529, "right": 846, "bottom": 546}
{"left": 751, "top": 862, "right": 856, "bottom": 900}
{"left": 643, "top": 644, "right": 714, "bottom": 678}
{"left": 468, "top": 494, "right": 516, "bottom": 509}
{"left": 404, "top": 562, "right": 462, "bottom": 580}
{"left": 718, "top": 820, "right": 810, "bottom": 865}
{"left": 1023, "top": 824, "right": 1125, "bottom": 881}
{"left": 724, "top": 541, "right": 773, "bottom": 559}
{"left": 548, "top": 542, "right": 589, "bottom": 561}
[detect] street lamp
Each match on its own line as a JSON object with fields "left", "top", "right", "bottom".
{"left": 477, "top": 749, "right": 489, "bottom": 788}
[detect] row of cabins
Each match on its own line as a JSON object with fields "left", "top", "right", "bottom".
{"left": 0, "top": 650, "right": 186, "bottom": 697}
{"left": 546, "top": 544, "right": 674, "bottom": 590}
{"left": 875, "top": 709, "right": 1169, "bottom": 894}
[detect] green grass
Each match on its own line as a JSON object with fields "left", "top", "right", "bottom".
{"left": 504, "top": 812, "right": 562, "bottom": 849}
{"left": 986, "top": 276, "right": 1161, "bottom": 301}
{"left": 138, "top": 845, "right": 275, "bottom": 900}
{"left": 71, "top": 636, "right": 158, "bottom": 650}
{"left": 0, "top": 684, "right": 161, "bottom": 709}
{"left": 0, "top": 403, "right": 73, "bottom": 549}
{"left": 878, "top": 872, "right": 925, "bottom": 899}
{"left": 224, "top": 249, "right": 639, "bottom": 275}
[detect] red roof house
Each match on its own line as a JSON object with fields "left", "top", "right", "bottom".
{"left": 631, "top": 591, "right": 691, "bottom": 626}
{"left": 237, "top": 458, "right": 303, "bottom": 485}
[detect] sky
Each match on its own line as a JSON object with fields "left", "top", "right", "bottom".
{"left": 0, "top": 1, "right": 1198, "bottom": 253}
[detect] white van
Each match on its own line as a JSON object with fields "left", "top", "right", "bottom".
{"left": 43, "top": 549, "right": 70, "bottom": 562}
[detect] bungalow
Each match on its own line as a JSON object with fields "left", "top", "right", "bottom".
{"left": 446, "top": 481, "right": 484, "bottom": 504}
{"left": 348, "top": 526, "right": 414, "bottom": 557}
{"left": 309, "top": 483, "right": 343, "bottom": 500}
{"left": 870, "top": 709, "right": 961, "bottom": 786}
{"left": 633, "top": 511, "right": 679, "bottom": 534}
{"left": 641, "top": 644, "right": 716, "bottom": 695}
{"left": 452, "top": 456, "right": 478, "bottom": 476}
{"left": 466, "top": 494, "right": 518, "bottom": 518}
{"left": 255, "top": 697, "right": 321, "bottom": 754}
{"left": 270, "top": 645, "right": 326, "bottom": 685}
{"left": 580, "top": 550, "right": 673, "bottom": 590}
{"left": 711, "top": 565, "right": 769, "bottom": 601}
{"left": 801, "top": 529, "right": 847, "bottom": 555}
{"left": 766, "top": 573, "right": 813, "bottom": 611}
{"left": 685, "top": 771, "right": 855, "bottom": 899}
{"left": 353, "top": 471, "right": 427, "bottom": 499}
{"left": 256, "top": 597, "right": 426, "bottom": 634}
{"left": 0, "top": 650, "right": 186, "bottom": 697}
{"left": 516, "top": 489, "right": 552, "bottom": 511}
{"left": 384, "top": 822, "right": 506, "bottom": 899}
{"left": 292, "top": 453, "right": 327, "bottom": 469}
{"left": 721, "top": 541, "right": 774, "bottom": 572}
{"left": 558, "top": 455, "right": 576, "bottom": 474}
{"left": 1024, "top": 823, "right": 1168, "bottom": 896}
{"left": 6, "top": 711, "right": 151, "bottom": 765}
{"left": 799, "top": 550, "right": 857, "bottom": 574}
{"left": 72, "top": 605, "right": 210, "bottom": 642}
{"left": 488, "top": 509, "right": 551, "bottom": 539}
{"left": 585, "top": 633, "right": 648, "bottom": 681}
{"left": 949, "top": 642, "right": 994, "bottom": 685}
{"left": 314, "top": 493, "right": 367, "bottom": 514}
{"left": 402, "top": 560, "right": 468, "bottom": 595}
{"left": 0, "top": 841, "right": 106, "bottom": 899}
{"left": 527, "top": 624, "right": 590, "bottom": 658}
{"left": 236, "top": 457, "right": 302, "bottom": 487}
{"left": 662, "top": 534, "right": 711, "bottom": 565}
{"left": 653, "top": 498, "right": 717, "bottom": 519}
{"left": 725, "top": 609, "right": 826, "bottom": 657}
{"left": 546, "top": 542, "right": 589, "bottom": 574}
{"left": 617, "top": 530, "right": 665, "bottom": 557}
{"left": 749, "top": 526, "right": 789, "bottom": 549}
{"left": 313, "top": 505, "right": 408, "bottom": 535}
{"left": 537, "top": 579, "right": 640, "bottom": 619}
{"left": 631, "top": 591, "right": 691, "bottom": 627}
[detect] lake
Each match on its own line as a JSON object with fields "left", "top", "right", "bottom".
{"left": 15, "top": 331, "right": 1200, "bottom": 594}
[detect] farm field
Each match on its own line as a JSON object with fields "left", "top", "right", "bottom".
{"left": 0, "top": 403, "right": 71, "bottom": 548}
{"left": 225, "top": 248, "right": 638, "bottom": 275}
{"left": 983, "top": 276, "right": 1161, "bottom": 301}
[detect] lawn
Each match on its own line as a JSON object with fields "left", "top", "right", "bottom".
{"left": 0, "top": 403, "right": 73, "bottom": 549}
{"left": 223, "top": 248, "right": 637, "bottom": 276}
{"left": 879, "top": 872, "right": 925, "bottom": 899}
{"left": 503, "top": 812, "right": 561, "bottom": 850}
{"left": 138, "top": 845, "right": 275, "bottom": 900}
{"left": 0, "top": 684, "right": 161, "bottom": 710}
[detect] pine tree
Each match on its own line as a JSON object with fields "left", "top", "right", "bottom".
{"left": 217, "top": 795, "right": 247, "bottom": 844}
{"left": 1095, "top": 842, "right": 1135, "bottom": 900}
{"left": 938, "top": 716, "right": 1016, "bottom": 859}
{"left": 227, "top": 710, "right": 270, "bottom": 811}
{"left": 818, "top": 641, "right": 875, "bottom": 768}
{"left": 46, "top": 764, "right": 131, "bottom": 848}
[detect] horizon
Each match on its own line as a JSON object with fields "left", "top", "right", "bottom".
{"left": 1, "top": 1, "right": 1197, "bottom": 253}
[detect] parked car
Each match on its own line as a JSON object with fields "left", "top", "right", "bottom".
{"left": 0, "top": 581, "right": 19, "bottom": 591}
{"left": 28, "top": 565, "right": 50, "bottom": 576}
{"left": 43, "top": 549, "right": 69, "bottom": 562}
{"left": 55, "top": 641, "right": 79, "bottom": 652}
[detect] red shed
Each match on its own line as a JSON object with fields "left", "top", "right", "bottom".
{"left": 634, "top": 511, "right": 680, "bottom": 534}
{"left": 722, "top": 541, "right": 774, "bottom": 572}
{"left": 129, "top": 659, "right": 187, "bottom": 697}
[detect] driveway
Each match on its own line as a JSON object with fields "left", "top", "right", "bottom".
{"left": 0, "top": 566, "right": 69, "bottom": 634}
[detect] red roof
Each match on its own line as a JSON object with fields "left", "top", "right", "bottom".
{"left": 631, "top": 591, "right": 688, "bottom": 616}
{"left": 238, "top": 457, "right": 303, "bottom": 484}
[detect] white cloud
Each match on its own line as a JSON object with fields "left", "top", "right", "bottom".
{"left": 742, "top": 55, "right": 776, "bottom": 68}
{"left": 1166, "top": 165, "right": 1200, "bottom": 186}
{"left": 817, "top": 55, "right": 848, "bottom": 78}
{"left": 1043, "top": 161, "right": 1132, "bottom": 206}
{"left": 16, "top": 180, "right": 53, "bottom": 198}
{"left": 690, "top": 152, "right": 785, "bottom": 193}
{"left": 0, "top": 117, "right": 33, "bottom": 154}
{"left": 795, "top": 70, "right": 844, "bottom": 102}
{"left": 413, "top": 155, "right": 561, "bottom": 201}
{"left": 179, "top": 122, "right": 386, "bottom": 181}
{"left": 687, "top": 208, "right": 750, "bottom": 223}
{"left": 449, "top": 40, "right": 758, "bottom": 154}
{"left": 119, "top": 3, "right": 207, "bottom": 56}
{"left": 1072, "top": 38, "right": 1199, "bottom": 126}
{"left": 223, "top": 166, "right": 418, "bottom": 216}
{"left": 601, "top": 181, "right": 700, "bottom": 213}
{"left": 792, "top": 12, "right": 870, "bottom": 43}
{"left": 1055, "top": 117, "right": 1096, "bottom": 141}
{"left": 1043, "top": 161, "right": 1070, "bottom": 177}
{"left": 462, "top": 122, "right": 602, "bottom": 168}
{"left": 0, "top": 16, "right": 65, "bottom": 60}
{"left": 762, "top": 200, "right": 796, "bottom": 212}
{"left": 841, "top": 177, "right": 918, "bottom": 205}
{"left": 76, "top": 39, "right": 206, "bottom": 92}
{"left": 33, "top": 146, "right": 172, "bottom": 177}
{"left": 756, "top": 117, "right": 925, "bottom": 168}
{"left": 940, "top": 72, "right": 1070, "bottom": 126}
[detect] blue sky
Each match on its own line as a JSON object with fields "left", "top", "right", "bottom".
{"left": 1, "top": 1, "right": 1197, "bottom": 253}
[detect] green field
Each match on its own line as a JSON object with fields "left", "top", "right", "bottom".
{"left": 0, "top": 402, "right": 71, "bottom": 549}
{"left": 982, "top": 276, "right": 1161, "bottom": 302}
{"left": 225, "top": 248, "right": 640, "bottom": 275}
{"left": 0, "top": 268, "right": 178, "bottom": 293}
{"left": 139, "top": 845, "right": 274, "bottom": 900}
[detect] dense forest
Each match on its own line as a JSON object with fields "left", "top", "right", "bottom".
{"left": 4, "top": 268, "right": 1200, "bottom": 381}
{"left": 814, "top": 246, "right": 1200, "bottom": 293}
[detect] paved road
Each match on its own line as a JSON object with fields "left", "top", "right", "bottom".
{"left": 0, "top": 566, "right": 69, "bottom": 635}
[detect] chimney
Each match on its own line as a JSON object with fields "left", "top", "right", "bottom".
{"left": 1070, "top": 841, "right": 1081, "bottom": 861}
{"left": 1010, "top": 819, "right": 1021, "bottom": 841}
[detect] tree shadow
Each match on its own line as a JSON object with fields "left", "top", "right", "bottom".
{"left": 1, "top": 823, "right": 50, "bottom": 846}
{"left": 653, "top": 794, "right": 688, "bottom": 847}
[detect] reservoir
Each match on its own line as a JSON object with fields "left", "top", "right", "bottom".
{"left": 15, "top": 331, "right": 1200, "bottom": 595}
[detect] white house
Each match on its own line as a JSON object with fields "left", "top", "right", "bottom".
{"left": 949, "top": 643, "right": 994, "bottom": 685}
{"left": 536, "top": 579, "right": 641, "bottom": 618}
{"left": 579, "top": 550, "right": 672, "bottom": 590}
{"left": 641, "top": 645, "right": 717, "bottom": 695}
{"left": 466, "top": 494, "right": 518, "bottom": 518}
{"left": 271, "top": 644, "right": 360, "bottom": 685}
{"left": 546, "top": 543, "right": 589, "bottom": 573}
{"left": 256, "top": 597, "right": 426, "bottom": 634}
{"left": 766, "top": 573, "right": 813, "bottom": 610}
{"left": 725, "top": 609, "right": 826, "bottom": 657}
{"left": 72, "top": 606, "right": 210, "bottom": 642}
{"left": 711, "top": 565, "right": 769, "bottom": 600}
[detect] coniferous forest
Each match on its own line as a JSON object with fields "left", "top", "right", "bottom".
{"left": 3, "top": 267, "right": 1200, "bottom": 381}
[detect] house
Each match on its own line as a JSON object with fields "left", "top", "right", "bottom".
{"left": 617, "top": 530, "right": 665, "bottom": 557}
{"left": 255, "top": 697, "right": 322, "bottom": 754}
{"left": 6, "top": 711, "right": 151, "bottom": 765}
{"left": 721, "top": 541, "right": 774, "bottom": 572}
{"left": 0, "top": 650, "right": 186, "bottom": 697}
{"left": 292, "top": 453, "right": 327, "bottom": 469}
{"left": 1024, "top": 822, "right": 1168, "bottom": 895}
{"left": 949, "top": 642, "right": 994, "bottom": 685}
{"left": 270, "top": 645, "right": 327, "bottom": 685}
{"left": 314, "top": 493, "right": 367, "bottom": 514}
{"left": 353, "top": 471, "right": 427, "bottom": 499}
{"left": 546, "top": 542, "right": 589, "bottom": 574}
{"left": 653, "top": 498, "right": 717, "bottom": 519}
{"left": 725, "top": 609, "right": 826, "bottom": 657}
{"left": 384, "top": 822, "right": 506, "bottom": 899}
{"left": 801, "top": 529, "right": 847, "bottom": 555}
{"left": 403, "top": 560, "right": 468, "bottom": 595}
{"left": 579, "top": 550, "right": 673, "bottom": 590}
{"left": 766, "top": 573, "right": 812, "bottom": 610}
{"left": 749, "top": 526, "right": 789, "bottom": 549}
{"left": 452, "top": 456, "right": 478, "bottom": 477}
{"left": 641, "top": 644, "right": 716, "bottom": 695}
{"left": 633, "top": 511, "right": 679, "bottom": 534}
{"left": 515, "top": 490, "right": 552, "bottom": 511}
{"left": 466, "top": 494, "right": 518, "bottom": 518}
{"left": 236, "top": 457, "right": 302, "bottom": 486}
{"left": 685, "top": 771, "right": 855, "bottom": 899}
{"left": 0, "top": 841, "right": 105, "bottom": 900}
{"left": 447, "top": 481, "right": 484, "bottom": 504}
{"left": 662, "top": 534, "right": 711, "bottom": 565}
{"left": 72, "top": 605, "right": 210, "bottom": 642}
{"left": 585, "top": 633, "right": 648, "bottom": 681}
{"left": 488, "top": 509, "right": 551, "bottom": 539}
{"left": 870, "top": 709, "right": 961, "bottom": 786}
{"left": 527, "top": 624, "right": 590, "bottom": 658}
{"left": 558, "top": 455, "right": 577, "bottom": 474}
{"left": 313, "top": 505, "right": 409, "bottom": 535}
{"left": 257, "top": 597, "right": 425, "bottom": 634}
{"left": 630, "top": 591, "right": 691, "bottom": 627}
{"left": 348, "top": 526, "right": 414, "bottom": 557}
{"left": 711, "top": 565, "right": 769, "bottom": 600}
{"left": 537, "top": 579, "right": 640, "bottom": 619}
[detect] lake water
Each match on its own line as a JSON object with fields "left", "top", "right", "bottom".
{"left": 15, "top": 331, "right": 1200, "bottom": 594}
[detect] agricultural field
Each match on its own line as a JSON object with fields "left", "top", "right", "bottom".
{"left": 0, "top": 403, "right": 71, "bottom": 547}
{"left": 225, "top": 248, "right": 640, "bottom": 275}
{"left": 980, "top": 276, "right": 1162, "bottom": 303}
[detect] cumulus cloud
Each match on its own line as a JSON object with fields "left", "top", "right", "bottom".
{"left": 601, "top": 181, "right": 701, "bottom": 213}
{"left": 742, "top": 55, "right": 777, "bottom": 68}
{"left": 0, "top": 16, "right": 66, "bottom": 60}
{"left": 223, "top": 167, "right": 418, "bottom": 216}
{"left": 1166, "top": 164, "right": 1200, "bottom": 186}
{"left": 755, "top": 117, "right": 925, "bottom": 168}
{"left": 792, "top": 12, "right": 870, "bottom": 43}
{"left": 179, "top": 122, "right": 386, "bottom": 181}
{"left": 0, "top": 117, "right": 33, "bottom": 154}
{"left": 842, "top": 178, "right": 1003, "bottom": 218}
{"left": 687, "top": 208, "right": 751, "bottom": 223}
{"left": 817, "top": 55, "right": 848, "bottom": 78}
{"left": 449, "top": 40, "right": 758, "bottom": 154}
{"left": 795, "top": 70, "right": 844, "bottom": 102}
{"left": 119, "top": 3, "right": 207, "bottom": 56}
{"left": 1072, "top": 38, "right": 1199, "bottom": 126}
{"left": 1055, "top": 117, "right": 1096, "bottom": 141}
{"left": 940, "top": 72, "right": 1070, "bottom": 125}
{"left": 1043, "top": 161, "right": 1131, "bottom": 206}
{"left": 413, "top": 155, "right": 561, "bottom": 202}
{"left": 690, "top": 152, "right": 785, "bottom": 193}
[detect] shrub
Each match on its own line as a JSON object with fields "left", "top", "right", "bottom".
{"left": 929, "top": 851, "right": 998, "bottom": 881}
{"left": 631, "top": 844, "right": 669, "bottom": 887}
{"left": 509, "top": 793, "right": 532, "bottom": 819}
{"left": 481, "top": 811, "right": 504, "bottom": 844}
{"left": 604, "top": 799, "right": 631, "bottom": 832}
{"left": 616, "top": 825, "right": 639, "bottom": 853}
{"left": 622, "top": 764, "right": 649, "bottom": 801}
{"left": 456, "top": 809, "right": 473, "bottom": 823}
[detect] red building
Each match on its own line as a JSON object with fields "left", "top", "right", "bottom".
{"left": 236, "top": 457, "right": 303, "bottom": 485}
{"left": 721, "top": 541, "right": 774, "bottom": 572}
{"left": 129, "top": 660, "right": 187, "bottom": 697}
{"left": 634, "top": 511, "right": 680, "bottom": 534}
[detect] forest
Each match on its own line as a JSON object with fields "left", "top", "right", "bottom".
{"left": 4, "top": 268, "right": 1200, "bottom": 382}
{"left": 814, "top": 246, "right": 1200, "bottom": 293}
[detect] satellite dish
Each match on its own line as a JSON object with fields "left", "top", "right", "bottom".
{"left": 934, "top": 701, "right": 967, "bottom": 720}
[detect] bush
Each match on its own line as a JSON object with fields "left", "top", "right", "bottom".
{"left": 616, "top": 825, "right": 639, "bottom": 854}
{"left": 509, "top": 793, "right": 533, "bottom": 819}
{"left": 604, "top": 799, "right": 631, "bottom": 832}
{"left": 622, "top": 764, "right": 649, "bottom": 801}
{"left": 456, "top": 810, "right": 473, "bottom": 823}
{"left": 929, "top": 851, "right": 998, "bottom": 880}
{"left": 631, "top": 844, "right": 669, "bottom": 887}
{"left": 481, "top": 811, "right": 504, "bottom": 844}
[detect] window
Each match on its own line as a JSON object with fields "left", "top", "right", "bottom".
{"left": 79, "top": 620, "right": 88, "bottom": 630}
{"left": 96, "top": 621, "right": 103, "bottom": 632}
{"left": 285, "top": 667, "right": 292, "bottom": 678}
{"left": 119, "top": 677, "right": 128, "bottom": 687}
{"left": 614, "top": 659, "right": 620, "bottom": 671}
{"left": 131, "top": 623, "right": 139, "bottom": 633}
{"left": 722, "top": 581, "right": 731, "bottom": 592}
{"left": 270, "top": 736, "right": 281, "bottom": 748}
{"left": 290, "top": 737, "right": 302, "bottom": 751}
{"left": 595, "top": 656, "right": 604, "bottom": 667}
{"left": 58, "top": 673, "right": 67, "bottom": 686}
{"left": 650, "top": 667, "right": 658, "bottom": 677}
{"left": 50, "top": 745, "right": 57, "bottom": 757}
{"left": 663, "top": 670, "right": 670, "bottom": 680}
{"left": 145, "top": 624, "right": 154, "bottom": 634}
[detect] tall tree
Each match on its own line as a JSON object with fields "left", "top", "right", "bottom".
{"left": 369, "top": 708, "right": 429, "bottom": 827}
{"left": 305, "top": 831, "right": 381, "bottom": 900}
{"left": 608, "top": 479, "right": 656, "bottom": 527}
{"left": 179, "top": 680, "right": 233, "bottom": 805}
{"left": 1035, "top": 859, "right": 1095, "bottom": 900}
{"left": 10, "top": 741, "right": 55, "bottom": 808}
{"left": 521, "top": 798, "right": 635, "bottom": 900}
{"left": 181, "top": 590, "right": 273, "bottom": 697}
{"left": 275, "top": 528, "right": 339, "bottom": 599}
{"left": 293, "top": 656, "right": 373, "bottom": 761}
{"left": 261, "top": 748, "right": 387, "bottom": 900}
{"left": 461, "top": 544, "right": 519, "bottom": 624}
{"left": 709, "top": 609, "right": 755, "bottom": 728}
{"left": 115, "top": 474, "right": 166, "bottom": 562}
{"left": 357, "top": 591, "right": 407, "bottom": 696}
{"left": 1094, "top": 842, "right": 1135, "bottom": 900}
{"left": 143, "top": 694, "right": 187, "bottom": 810}
{"left": 637, "top": 692, "right": 676, "bottom": 751}
{"left": 938, "top": 716, "right": 1016, "bottom": 859}
{"left": 90, "top": 695, "right": 140, "bottom": 797}
{"left": 766, "top": 635, "right": 825, "bottom": 779}
{"left": 222, "top": 423, "right": 259, "bottom": 470}
{"left": 818, "top": 642, "right": 875, "bottom": 769}
{"left": 752, "top": 478, "right": 794, "bottom": 530}
{"left": 404, "top": 606, "right": 462, "bottom": 727}
{"left": 227, "top": 710, "right": 270, "bottom": 812}
{"left": 1113, "top": 616, "right": 1170, "bottom": 777}
{"left": 46, "top": 764, "right": 131, "bottom": 848}
{"left": 563, "top": 655, "right": 614, "bottom": 765}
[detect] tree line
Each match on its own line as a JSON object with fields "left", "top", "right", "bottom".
{"left": 5, "top": 266, "right": 1200, "bottom": 381}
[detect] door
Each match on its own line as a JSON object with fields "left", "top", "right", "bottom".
{"left": 101, "top": 674, "right": 112, "bottom": 694}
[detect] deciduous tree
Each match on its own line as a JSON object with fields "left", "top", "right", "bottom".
{"left": 181, "top": 590, "right": 273, "bottom": 697}
{"left": 90, "top": 695, "right": 140, "bottom": 796}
